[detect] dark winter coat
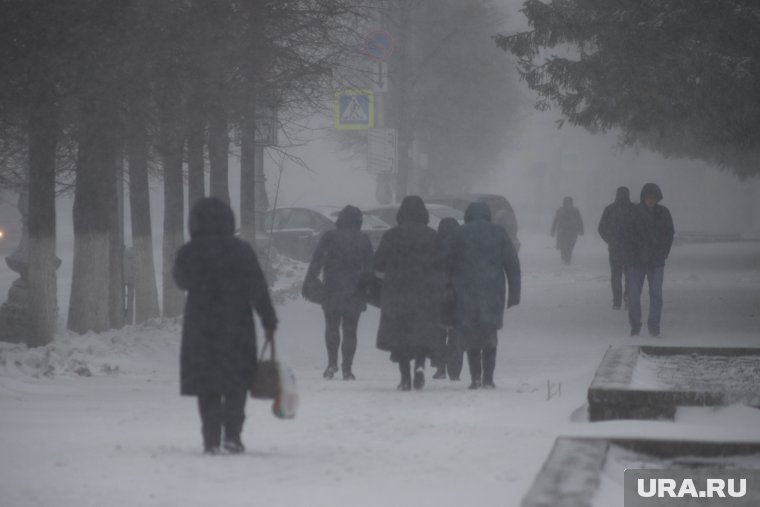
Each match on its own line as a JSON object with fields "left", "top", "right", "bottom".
{"left": 621, "top": 183, "right": 675, "bottom": 268}
{"left": 551, "top": 197, "right": 584, "bottom": 249}
{"left": 173, "top": 198, "right": 277, "bottom": 396}
{"left": 449, "top": 202, "right": 521, "bottom": 338}
{"left": 305, "top": 205, "right": 374, "bottom": 313}
{"left": 436, "top": 217, "right": 460, "bottom": 327}
{"left": 374, "top": 196, "right": 441, "bottom": 358}
{"left": 598, "top": 187, "right": 633, "bottom": 263}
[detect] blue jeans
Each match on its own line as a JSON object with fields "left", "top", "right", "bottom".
{"left": 626, "top": 266, "right": 664, "bottom": 333}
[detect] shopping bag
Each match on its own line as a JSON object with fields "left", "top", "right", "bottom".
{"left": 251, "top": 340, "right": 279, "bottom": 400}
{"left": 272, "top": 361, "right": 298, "bottom": 419}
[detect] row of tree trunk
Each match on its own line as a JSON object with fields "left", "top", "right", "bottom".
{"left": 25, "top": 85, "right": 267, "bottom": 346}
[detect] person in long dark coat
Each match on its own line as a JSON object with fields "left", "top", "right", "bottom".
{"left": 172, "top": 197, "right": 277, "bottom": 455}
{"left": 449, "top": 202, "right": 520, "bottom": 389}
{"left": 304, "top": 205, "right": 374, "bottom": 380}
{"left": 551, "top": 196, "right": 584, "bottom": 264}
{"left": 621, "top": 183, "right": 674, "bottom": 337}
{"left": 432, "top": 217, "right": 463, "bottom": 381}
{"left": 374, "top": 195, "right": 441, "bottom": 391}
{"left": 598, "top": 186, "right": 634, "bottom": 309}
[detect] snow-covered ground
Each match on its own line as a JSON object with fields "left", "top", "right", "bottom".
{"left": 1, "top": 233, "right": 759, "bottom": 507}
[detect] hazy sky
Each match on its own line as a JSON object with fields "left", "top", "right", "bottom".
{"left": 7, "top": 0, "right": 758, "bottom": 248}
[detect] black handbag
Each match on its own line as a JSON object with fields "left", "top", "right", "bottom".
{"left": 301, "top": 276, "right": 325, "bottom": 305}
{"left": 251, "top": 340, "right": 279, "bottom": 399}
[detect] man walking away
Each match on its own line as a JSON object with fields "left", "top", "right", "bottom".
{"left": 598, "top": 187, "right": 633, "bottom": 309}
{"left": 449, "top": 202, "right": 520, "bottom": 390}
{"left": 623, "top": 183, "right": 675, "bottom": 337}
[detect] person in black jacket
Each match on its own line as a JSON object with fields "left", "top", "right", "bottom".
{"left": 304, "top": 205, "right": 374, "bottom": 380}
{"left": 622, "top": 183, "right": 675, "bottom": 337}
{"left": 432, "top": 217, "right": 462, "bottom": 381}
{"left": 598, "top": 187, "right": 634, "bottom": 309}
{"left": 173, "top": 198, "right": 277, "bottom": 455}
{"left": 449, "top": 202, "right": 521, "bottom": 389}
{"left": 374, "top": 196, "right": 441, "bottom": 391}
{"left": 551, "top": 196, "right": 584, "bottom": 264}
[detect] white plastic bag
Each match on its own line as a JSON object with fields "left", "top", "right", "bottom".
{"left": 272, "top": 361, "right": 298, "bottom": 419}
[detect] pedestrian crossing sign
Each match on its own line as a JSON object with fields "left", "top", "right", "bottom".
{"left": 335, "top": 90, "right": 374, "bottom": 130}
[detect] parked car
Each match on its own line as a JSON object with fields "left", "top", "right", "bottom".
{"left": 424, "top": 193, "right": 520, "bottom": 251}
{"left": 364, "top": 203, "right": 464, "bottom": 230}
{"left": 262, "top": 206, "right": 391, "bottom": 262}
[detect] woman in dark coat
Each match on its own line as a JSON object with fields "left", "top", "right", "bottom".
{"left": 304, "top": 205, "right": 374, "bottom": 380}
{"left": 551, "top": 196, "right": 584, "bottom": 264}
{"left": 449, "top": 202, "right": 520, "bottom": 389}
{"left": 432, "top": 217, "right": 462, "bottom": 380}
{"left": 374, "top": 196, "right": 441, "bottom": 391}
{"left": 173, "top": 197, "right": 277, "bottom": 455}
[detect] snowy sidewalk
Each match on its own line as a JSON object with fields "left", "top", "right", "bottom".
{"left": 1, "top": 236, "right": 759, "bottom": 507}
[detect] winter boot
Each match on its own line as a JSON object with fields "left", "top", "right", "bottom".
{"left": 413, "top": 367, "right": 425, "bottom": 390}
{"left": 323, "top": 365, "right": 338, "bottom": 379}
{"left": 398, "top": 361, "right": 412, "bottom": 391}
{"left": 466, "top": 349, "right": 482, "bottom": 389}
{"left": 223, "top": 437, "right": 245, "bottom": 454}
{"left": 630, "top": 326, "right": 641, "bottom": 337}
{"left": 342, "top": 367, "right": 356, "bottom": 381}
{"left": 482, "top": 348, "right": 496, "bottom": 388}
{"left": 204, "top": 445, "right": 221, "bottom": 455}
{"left": 432, "top": 365, "right": 446, "bottom": 379}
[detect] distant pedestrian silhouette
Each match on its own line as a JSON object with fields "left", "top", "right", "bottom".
{"left": 551, "top": 196, "right": 584, "bottom": 264}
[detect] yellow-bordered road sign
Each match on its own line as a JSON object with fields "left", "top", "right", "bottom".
{"left": 335, "top": 90, "right": 374, "bottom": 130}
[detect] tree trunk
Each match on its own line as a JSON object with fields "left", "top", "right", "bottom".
{"left": 126, "top": 95, "right": 161, "bottom": 324}
{"left": 160, "top": 99, "right": 186, "bottom": 319}
{"left": 26, "top": 77, "right": 58, "bottom": 347}
{"left": 187, "top": 99, "right": 206, "bottom": 209}
{"left": 208, "top": 100, "right": 230, "bottom": 203}
{"left": 108, "top": 155, "right": 125, "bottom": 329}
{"left": 240, "top": 114, "right": 256, "bottom": 242}
{"left": 68, "top": 97, "right": 118, "bottom": 334}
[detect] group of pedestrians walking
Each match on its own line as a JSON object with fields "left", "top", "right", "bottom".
{"left": 304, "top": 195, "right": 521, "bottom": 391}
{"left": 168, "top": 182, "right": 671, "bottom": 453}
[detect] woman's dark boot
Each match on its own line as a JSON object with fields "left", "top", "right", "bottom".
{"left": 467, "top": 349, "right": 482, "bottom": 390}
{"left": 398, "top": 361, "right": 411, "bottom": 391}
{"left": 482, "top": 347, "right": 496, "bottom": 388}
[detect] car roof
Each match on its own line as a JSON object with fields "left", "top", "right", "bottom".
{"left": 365, "top": 203, "right": 457, "bottom": 211}
{"left": 269, "top": 206, "right": 390, "bottom": 228}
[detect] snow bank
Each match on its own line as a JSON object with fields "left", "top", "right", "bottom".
{"left": 0, "top": 318, "right": 180, "bottom": 379}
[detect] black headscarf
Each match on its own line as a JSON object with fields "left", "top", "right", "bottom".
{"left": 437, "top": 217, "right": 460, "bottom": 238}
{"left": 396, "top": 195, "right": 429, "bottom": 225}
{"left": 336, "top": 205, "right": 363, "bottom": 231}
{"left": 615, "top": 186, "right": 630, "bottom": 203}
{"left": 464, "top": 201, "right": 492, "bottom": 223}
{"left": 189, "top": 197, "right": 235, "bottom": 239}
{"left": 640, "top": 182, "right": 663, "bottom": 203}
